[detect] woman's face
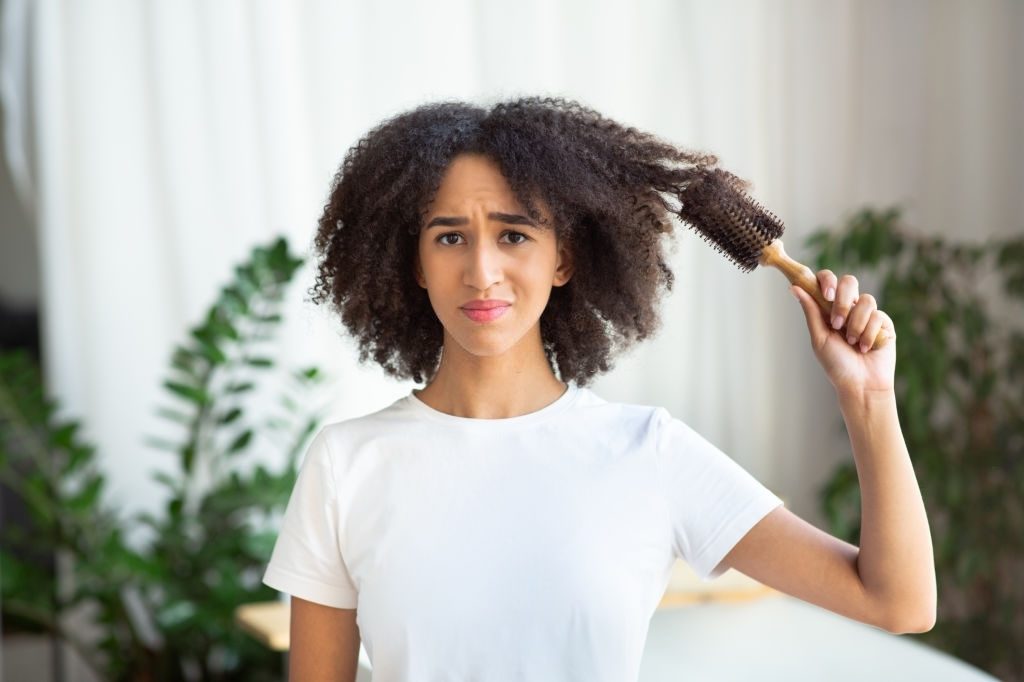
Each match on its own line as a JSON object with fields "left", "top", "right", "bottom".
{"left": 414, "top": 153, "right": 573, "bottom": 360}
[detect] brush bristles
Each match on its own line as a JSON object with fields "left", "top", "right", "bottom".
{"left": 675, "top": 167, "right": 785, "bottom": 272}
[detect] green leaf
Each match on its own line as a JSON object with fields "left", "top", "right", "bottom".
{"left": 68, "top": 475, "right": 104, "bottom": 512}
{"left": 242, "top": 531, "right": 278, "bottom": 560}
{"left": 21, "top": 475, "right": 55, "bottom": 526}
{"left": 191, "top": 334, "right": 227, "bottom": 365}
{"left": 156, "top": 599, "right": 196, "bottom": 629}
{"left": 60, "top": 444, "right": 94, "bottom": 476}
{"left": 234, "top": 264, "right": 262, "bottom": 294}
{"left": 50, "top": 422, "right": 80, "bottom": 448}
{"left": 206, "top": 315, "right": 240, "bottom": 342}
{"left": 170, "top": 344, "right": 200, "bottom": 375}
{"left": 296, "top": 366, "right": 321, "bottom": 382}
{"left": 225, "top": 381, "right": 255, "bottom": 395}
{"left": 227, "top": 429, "right": 253, "bottom": 455}
{"left": 996, "top": 237, "right": 1024, "bottom": 267}
{"left": 182, "top": 443, "right": 196, "bottom": 474}
{"left": 221, "top": 286, "right": 249, "bottom": 314}
{"left": 153, "top": 471, "right": 181, "bottom": 492}
{"left": 0, "top": 547, "right": 57, "bottom": 619}
{"left": 164, "top": 380, "right": 210, "bottom": 406}
{"left": 218, "top": 407, "right": 243, "bottom": 425}
{"left": 269, "top": 236, "right": 289, "bottom": 262}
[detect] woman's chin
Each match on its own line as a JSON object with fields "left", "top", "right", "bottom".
{"left": 445, "top": 329, "right": 526, "bottom": 359}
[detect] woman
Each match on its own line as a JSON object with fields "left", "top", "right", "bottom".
{"left": 262, "top": 96, "right": 936, "bottom": 682}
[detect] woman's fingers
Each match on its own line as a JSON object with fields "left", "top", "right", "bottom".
{"left": 816, "top": 269, "right": 838, "bottom": 302}
{"left": 844, "top": 293, "right": 877, "bottom": 348}
{"left": 854, "top": 309, "right": 886, "bottom": 353}
{"left": 830, "top": 274, "right": 859, "bottom": 330}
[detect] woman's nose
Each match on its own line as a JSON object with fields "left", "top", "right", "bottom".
{"left": 463, "top": 240, "right": 503, "bottom": 291}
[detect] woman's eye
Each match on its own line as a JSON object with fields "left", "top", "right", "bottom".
{"left": 436, "top": 231, "right": 529, "bottom": 246}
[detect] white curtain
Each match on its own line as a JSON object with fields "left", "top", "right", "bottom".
{"left": 2, "top": 2, "right": 1021, "bottom": 676}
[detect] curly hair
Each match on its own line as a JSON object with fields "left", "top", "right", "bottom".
{"left": 309, "top": 95, "right": 743, "bottom": 387}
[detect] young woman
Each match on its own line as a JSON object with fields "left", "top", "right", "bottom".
{"left": 262, "top": 96, "right": 936, "bottom": 682}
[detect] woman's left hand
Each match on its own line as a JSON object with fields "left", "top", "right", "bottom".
{"left": 789, "top": 270, "right": 897, "bottom": 397}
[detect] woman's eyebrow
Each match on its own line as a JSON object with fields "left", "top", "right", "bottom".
{"left": 425, "top": 212, "right": 538, "bottom": 229}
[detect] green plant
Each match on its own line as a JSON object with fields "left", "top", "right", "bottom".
{"left": 805, "top": 207, "right": 1024, "bottom": 681}
{"left": 0, "top": 236, "right": 331, "bottom": 681}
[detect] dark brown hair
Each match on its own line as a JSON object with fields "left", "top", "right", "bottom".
{"left": 309, "top": 95, "right": 740, "bottom": 386}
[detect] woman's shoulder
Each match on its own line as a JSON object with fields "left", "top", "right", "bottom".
{"left": 572, "top": 387, "right": 670, "bottom": 434}
{"left": 576, "top": 385, "right": 663, "bottom": 413}
{"left": 312, "top": 393, "right": 418, "bottom": 451}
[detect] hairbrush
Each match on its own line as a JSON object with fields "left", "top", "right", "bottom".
{"left": 675, "top": 167, "right": 893, "bottom": 350}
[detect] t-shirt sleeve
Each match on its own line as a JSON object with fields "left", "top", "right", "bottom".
{"left": 652, "top": 407, "right": 784, "bottom": 582}
{"left": 261, "top": 427, "right": 359, "bottom": 608}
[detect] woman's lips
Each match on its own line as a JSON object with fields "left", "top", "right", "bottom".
{"left": 461, "top": 304, "right": 510, "bottom": 322}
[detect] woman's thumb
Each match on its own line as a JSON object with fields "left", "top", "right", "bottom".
{"left": 789, "top": 285, "right": 830, "bottom": 345}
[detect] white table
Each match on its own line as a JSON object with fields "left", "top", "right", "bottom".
{"left": 638, "top": 593, "right": 997, "bottom": 681}
{"left": 347, "top": 594, "right": 994, "bottom": 681}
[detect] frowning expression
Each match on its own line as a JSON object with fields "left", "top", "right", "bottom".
{"left": 414, "top": 153, "right": 573, "bottom": 358}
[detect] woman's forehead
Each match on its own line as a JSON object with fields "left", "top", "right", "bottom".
{"left": 432, "top": 154, "right": 517, "bottom": 201}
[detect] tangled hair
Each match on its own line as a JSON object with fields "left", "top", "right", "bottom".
{"left": 309, "top": 95, "right": 742, "bottom": 387}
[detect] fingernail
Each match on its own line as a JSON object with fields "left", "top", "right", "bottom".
{"left": 860, "top": 342, "right": 870, "bottom": 353}
{"left": 825, "top": 287, "right": 835, "bottom": 301}
{"left": 848, "top": 335, "right": 857, "bottom": 345}
{"left": 832, "top": 315, "right": 844, "bottom": 330}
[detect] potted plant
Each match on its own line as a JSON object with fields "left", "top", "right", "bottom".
{"left": 0, "top": 236, "right": 331, "bottom": 681}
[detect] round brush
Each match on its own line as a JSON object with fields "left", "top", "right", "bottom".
{"left": 674, "top": 167, "right": 893, "bottom": 350}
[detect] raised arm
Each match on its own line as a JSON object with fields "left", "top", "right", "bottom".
{"left": 718, "top": 270, "right": 935, "bottom": 634}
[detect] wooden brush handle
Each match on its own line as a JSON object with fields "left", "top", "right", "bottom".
{"left": 759, "top": 239, "right": 893, "bottom": 350}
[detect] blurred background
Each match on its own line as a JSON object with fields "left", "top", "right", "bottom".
{"left": 0, "top": 0, "right": 1021, "bottom": 681}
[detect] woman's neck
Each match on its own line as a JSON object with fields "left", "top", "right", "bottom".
{"left": 413, "top": 348, "right": 567, "bottom": 419}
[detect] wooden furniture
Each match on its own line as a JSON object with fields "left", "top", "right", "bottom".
{"left": 235, "top": 599, "right": 291, "bottom": 651}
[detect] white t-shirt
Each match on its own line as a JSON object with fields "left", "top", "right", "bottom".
{"left": 262, "top": 382, "right": 784, "bottom": 682}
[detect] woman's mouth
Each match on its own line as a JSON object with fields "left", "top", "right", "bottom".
{"left": 461, "top": 305, "right": 510, "bottom": 323}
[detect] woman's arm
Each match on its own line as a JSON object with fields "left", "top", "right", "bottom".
{"left": 718, "top": 387, "right": 936, "bottom": 634}
{"left": 838, "top": 387, "right": 936, "bottom": 631}
{"left": 290, "top": 596, "right": 361, "bottom": 681}
{"left": 718, "top": 270, "right": 935, "bottom": 634}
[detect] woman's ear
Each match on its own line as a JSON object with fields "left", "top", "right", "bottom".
{"left": 413, "top": 251, "right": 426, "bottom": 288}
{"left": 553, "top": 239, "right": 574, "bottom": 287}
